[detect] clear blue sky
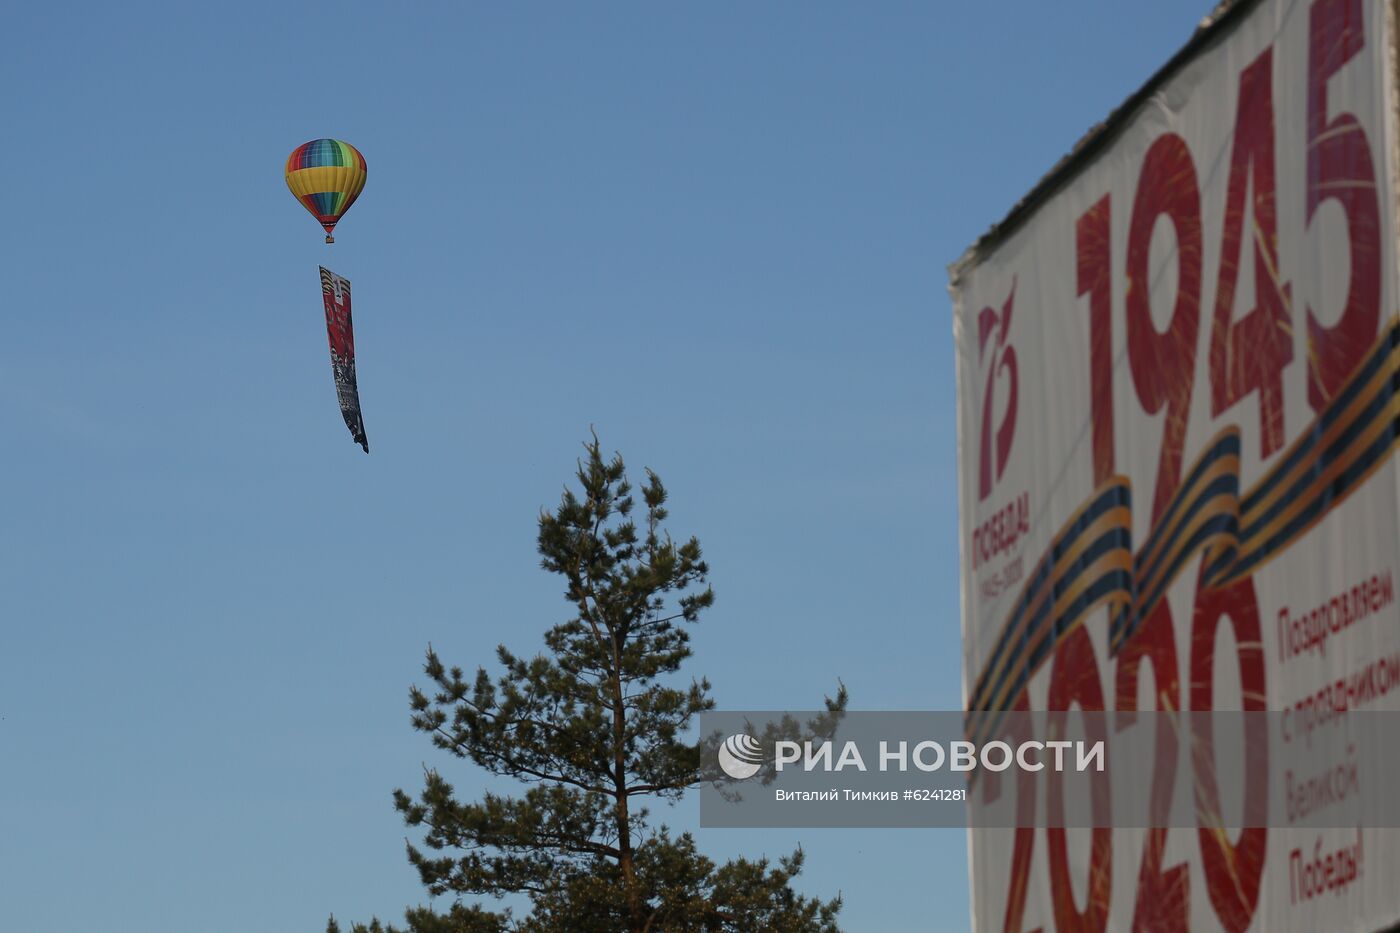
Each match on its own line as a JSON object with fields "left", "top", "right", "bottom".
{"left": 2, "top": 3, "right": 1211, "bottom": 930}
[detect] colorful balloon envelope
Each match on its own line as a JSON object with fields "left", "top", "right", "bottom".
{"left": 285, "top": 139, "right": 367, "bottom": 243}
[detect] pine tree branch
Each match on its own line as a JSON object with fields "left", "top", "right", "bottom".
{"left": 430, "top": 724, "right": 611, "bottom": 795}
{"left": 420, "top": 815, "right": 621, "bottom": 860}
{"left": 623, "top": 779, "right": 699, "bottom": 796}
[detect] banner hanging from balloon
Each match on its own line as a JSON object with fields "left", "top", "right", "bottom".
{"left": 319, "top": 266, "right": 369, "bottom": 453}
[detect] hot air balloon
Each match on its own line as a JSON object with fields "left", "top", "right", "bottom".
{"left": 285, "top": 139, "right": 367, "bottom": 243}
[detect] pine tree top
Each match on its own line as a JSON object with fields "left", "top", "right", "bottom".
{"left": 331, "top": 435, "right": 846, "bottom": 933}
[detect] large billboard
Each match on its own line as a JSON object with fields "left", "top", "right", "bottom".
{"left": 950, "top": 0, "right": 1400, "bottom": 929}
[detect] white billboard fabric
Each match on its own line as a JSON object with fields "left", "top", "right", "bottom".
{"left": 950, "top": 0, "right": 1400, "bottom": 929}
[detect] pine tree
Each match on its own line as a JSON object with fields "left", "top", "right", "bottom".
{"left": 330, "top": 436, "right": 846, "bottom": 933}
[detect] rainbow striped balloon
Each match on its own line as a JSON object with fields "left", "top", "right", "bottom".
{"left": 285, "top": 139, "right": 367, "bottom": 243}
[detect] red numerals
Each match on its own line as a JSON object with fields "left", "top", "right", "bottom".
{"left": 1305, "top": 0, "right": 1380, "bottom": 411}
{"left": 1045, "top": 627, "right": 1113, "bottom": 933}
{"left": 1190, "top": 573, "right": 1269, "bottom": 932}
{"left": 983, "top": 690, "right": 1043, "bottom": 933}
{"left": 1013, "top": 2, "right": 1386, "bottom": 927}
{"left": 980, "top": 285, "right": 1020, "bottom": 501}
{"left": 1078, "top": 195, "right": 1115, "bottom": 487}
{"left": 1126, "top": 133, "right": 1203, "bottom": 522}
{"left": 1211, "top": 46, "right": 1292, "bottom": 457}
{"left": 1114, "top": 604, "right": 1188, "bottom": 932}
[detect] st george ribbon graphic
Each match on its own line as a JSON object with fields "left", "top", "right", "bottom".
{"left": 319, "top": 267, "right": 369, "bottom": 453}
{"left": 965, "top": 318, "right": 1400, "bottom": 750}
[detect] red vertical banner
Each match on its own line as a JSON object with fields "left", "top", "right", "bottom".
{"left": 320, "top": 266, "right": 369, "bottom": 453}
